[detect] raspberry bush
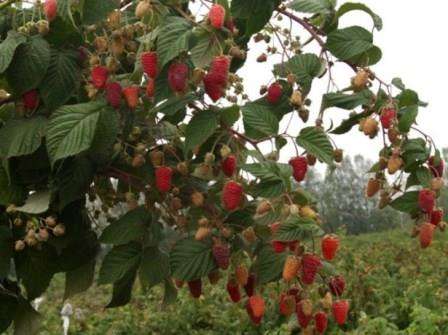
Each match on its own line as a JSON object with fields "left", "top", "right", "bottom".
{"left": 0, "top": 0, "right": 445, "bottom": 333}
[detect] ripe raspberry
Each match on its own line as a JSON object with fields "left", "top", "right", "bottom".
{"left": 22, "top": 90, "right": 39, "bottom": 110}
{"left": 235, "top": 265, "right": 249, "bottom": 286}
{"left": 168, "top": 62, "right": 189, "bottom": 93}
{"left": 105, "top": 82, "right": 122, "bottom": 109}
{"left": 428, "top": 156, "right": 445, "bottom": 177}
{"left": 272, "top": 240, "right": 287, "bottom": 253}
{"left": 155, "top": 166, "right": 173, "bottom": 193}
{"left": 329, "top": 275, "right": 345, "bottom": 296}
{"left": 210, "top": 56, "right": 230, "bottom": 83}
{"left": 146, "top": 78, "right": 155, "bottom": 97}
{"left": 203, "top": 72, "right": 224, "bottom": 101}
{"left": 296, "top": 300, "right": 313, "bottom": 328}
{"left": 283, "top": 255, "right": 300, "bottom": 282}
{"left": 332, "top": 300, "right": 349, "bottom": 325}
{"left": 287, "top": 287, "right": 301, "bottom": 302}
{"left": 321, "top": 234, "right": 340, "bottom": 261}
{"left": 221, "top": 154, "right": 237, "bottom": 177}
{"left": 122, "top": 86, "right": 140, "bottom": 109}
{"left": 279, "top": 293, "right": 296, "bottom": 317}
{"left": 301, "top": 254, "right": 322, "bottom": 285}
{"left": 418, "top": 189, "right": 436, "bottom": 213}
{"left": 246, "top": 301, "right": 262, "bottom": 325}
{"left": 141, "top": 51, "right": 158, "bottom": 78}
{"left": 420, "top": 222, "right": 435, "bottom": 248}
{"left": 44, "top": 0, "right": 57, "bottom": 22}
{"left": 380, "top": 107, "right": 397, "bottom": 129}
{"left": 266, "top": 82, "right": 282, "bottom": 104}
{"left": 222, "top": 181, "right": 243, "bottom": 211}
{"left": 430, "top": 209, "right": 444, "bottom": 226}
{"left": 314, "top": 311, "right": 328, "bottom": 334}
{"left": 208, "top": 4, "right": 225, "bottom": 29}
{"left": 288, "top": 240, "right": 299, "bottom": 252}
{"left": 248, "top": 295, "right": 265, "bottom": 318}
{"left": 187, "top": 279, "right": 202, "bottom": 298}
{"left": 91, "top": 66, "right": 109, "bottom": 89}
{"left": 289, "top": 156, "right": 308, "bottom": 183}
{"left": 225, "top": 18, "right": 235, "bottom": 33}
{"left": 212, "top": 243, "right": 230, "bottom": 270}
{"left": 244, "top": 273, "right": 256, "bottom": 297}
{"left": 226, "top": 278, "right": 241, "bottom": 303}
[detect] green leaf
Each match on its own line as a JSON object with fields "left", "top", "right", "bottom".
{"left": 139, "top": 247, "right": 170, "bottom": 288}
{"left": 274, "top": 215, "right": 323, "bottom": 241}
{"left": 88, "top": 106, "right": 119, "bottom": 164}
{"left": 347, "top": 45, "right": 382, "bottom": 66}
{"left": 289, "top": 0, "right": 334, "bottom": 13}
{"left": 40, "top": 50, "right": 80, "bottom": 110}
{"left": 57, "top": 0, "right": 76, "bottom": 26}
{"left": 106, "top": 263, "right": 138, "bottom": 308}
{"left": 0, "top": 226, "right": 13, "bottom": 277}
{"left": 170, "top": 239, "right": 216, "bottom": 281}
{"left": 46, "top": 101, "right": 108, "bottom": 166}
{"left": 276, "top": 53, "right": 325, "bottom": 94}
{"left": 397, "top": 89, "right": 419, "bottom": 108}
{"left": 331, "top": 110, "right": 371, "bottom": 134}
{"left": 184, "top": 110, "right": 218, "bottom": 153}
{"left": 321, "top": 89, "right": 373, "bottom": 111}
{"left": 335, "top": 2, "right": 383, "bottom": 30}
{"left": 6, "top": 36, "right": 51, "bottom": 95}
{"left": 220, "top": 105, "right": 240, "bottom": 127}
{"left": 251, "top": 243, "right": 286, "bottom": 284}
{"left": 13, "top": 299, "right": 42, "bottom": 335}
{"left": 296, "top": 127, "right": 333, "bottom": 165}
{"left": 0, "top": 116, "right": 47, "bottom": 159}
{"left": 14, "top": 190, "right": 51, "bottom": 215}
{"left": 231, "top": 0, "right": 279, "bottom": 36}
{"left": 64, "top": 259, "right": 95, "bottom": 300}
{"left": 252, "top": 180, "right": 285, "bottom": 198}
{"left": 162, "top": 279, "right": 178, "bottom": 307}
{"left": 242, "top": 162, "right": 291, "bottom": 182}
{"left": 190, "top": 28, "right": 223, "bottom": 68}
{"left": 398, "top": 105, "right": 418, "bottom": 133}
{"left": 151, "top": 93, "right": 195, "bottom": 116}
{"left": 100, "top": 207, "right": 151, "bottom": 245}
{"left": 0, "top": 31, "right": 26, "bottom": 73}
{"left": 392, "top": 77, "right": 406, "bottom": 90}
{"left": 0, "top": 289, "right": 17, "bottom": 333}
{"left": 389, "top": 191, "right": 419, "bottom": 214}
{"left": 82, "top": 0, "right": 119, "bottom": 25}
{"left": 98, "top": 242, "right": 142, "bottom": 285}
{"left": 243, "top": 103, "right": 279, "bottom": 137}
{"left": 326, "top": 26, "right": 373, "bottom": 60}
{"left": 415, "top": 166, "right": 432, "bottom": 188}
{"left": 0, "top": 165, "right": 26, "bottom": 206}
{"left": 157, "top": 17, "right": 192, "bottom": 68}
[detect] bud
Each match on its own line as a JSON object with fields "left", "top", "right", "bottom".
{"left": 431, "top": 177, "right": 444, "bottom": 191}
{"left": 220, "top": 145, "right": 232, "bottom": 158}
{"left": 15, "top": 240, "right": 26, "bottom": 252}
{"left": 387, "top": 155, "right": 403, "bottom": 175}
{"left": 333, "top": 149, "right": 343, "bottom": 163}
{"left": 150, "top": 150, "right": 164, "bottom": 166}
{"left": 321, "top": 292, "right": 333, "bottom": 309}
{"left": 191, "top": 192, "right": 205, "bottom": 207}
{"left": 362, "top": 117, "right": 379, "bottom": 138}
{"left": 192, "top": 68, "right": 206, "bottom": 85}
{"left": 306, "top": 153, "right": 317, "bottom": 166}
{"left": 94, "top": 36, "right": 108, "bottom": 53}
{"left": 195, "top": 226, "right": 211, "bottom": 241}
{"left": 351, "top": 69, "right": 369, "bottom": 91}
{"left": 242, "top": 226, "right": 257, "bottom": 244}
{"left": 131, "top": 154, "right": 146, "bottom": 168}
{"left": 135, "top": 0, "right": 152, "bottom": 18}
{"left": 256, "top": 201, "right": 272, "bottom": 215}
{"left": 290, "top": 90, "right": 302, "bottom": 107}
{"left": 289, "top": 204, "right": 300, "bottom": 215}
{"left": 45, "top": 216, "right": 57, "bottom": 227}
{"left": 300, "top": 206, "right": 317, "bottom": 219}
{"left": 204, "top": 152, "right": 215, "bottom": 164}
{"left": 177, "top": 162, "right": 189, "bottom": 176}
{"left": 53, "top": 224, "right": 66, "bottom": 237}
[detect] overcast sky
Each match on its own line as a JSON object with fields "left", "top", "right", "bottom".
{"left": 236, "top": 0, "right": 448, "bottom": 162}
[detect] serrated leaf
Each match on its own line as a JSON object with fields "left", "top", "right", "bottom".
{"left": 139, "top": 247, "right": 170, "bottom": 288}
{"left": 289, "top": 0, "right": 333, "bottom": 13}
{"left": 170, "top": 239, "right": 216, "bottom": 281}
{"left": 251, "top": 243, "right": 286, "bottom": 284}
{"left": 321, "top": 89, "right": 373, "bottom": 111}
{"left": 389, "top": 191, "right": 419, "bottom": 214}
{"left": 220, "top": 105, "right": 240, "bottom": 127}
{"left": 415, "top": 166, "right": 432, "bottom": 188}
{"left": 0, "top": 226, "right": 13, "bottom": 277}
{"left": 64, "top": 259, "right": 95, "bottom": 300}
{"left": 252, "top": 180, "right": 285, "bottom": 198}
{"left": 231, "top": 0, "right": 279, "bottom": 36}
{"left": 296, "top": 127, "right": 333, "bottom": 165}
{"left": 82, "top": 0, "right": 119, "bottom": 25}
{"left": 335, "top": 2, "right": 383, "bottom": 30}
{"left": 0, "top": 31, "right": 26, "bottom": 73}
{"left": 40, "top": 50, "right": 80, "bottom": 110}
{"left": 0, "top": 116, "right": 46, "bottom": 159}
{"left": 331, "top": 110, "right": 371, "bottom": 134}
{"left": 6, "top": 36, "right": 51, "bottom": 95}
{"left": 15, "top": 190, "right": 51, "bottom": 214}
{"left": 100, "top": 207, "right": 151, "bottom": 245}
{"left": 326, "top": 26, "right": 373, "bottom": 60}
{"left": 190, "top": 28, "right": 222, "bottom": 68}
{"left": 347, "top": 45, "right": 382, "bottom": 66}
{"left": 98, "top": 242, "right": 142, "bottom": 285}
{"left": 151, "top": 93, "right": 195, "bottom": 116}
{"left": 184, "top": 110, "right": 218, "bottom": 153}
{"left": 162, "top": 279, "right": 178, "bottom": 307}
{"left": 0, "top": 165, "right": 26, "bottom": 206}
{"left": 398, "top": 105, "right": 418, "bottom": 133}
{"left": 157, "top": 17, "right": 192, "bottom": 68}
{"left": 275, "top": 215, "right": 323, "bottom": 241}
{"left": 242, "top": 103, "right": 279, "bottom": 137}
{"left": 106, "top": 263, "right": 138, "bottom": 308}
{"left": 46, "top": 101, "right": 109, "bottom": 166}
{"left": 392, "top": 77, "right": 406, "bottom": 90}
{"left": 13, "top": 299, "right": 41, "bottom": 335}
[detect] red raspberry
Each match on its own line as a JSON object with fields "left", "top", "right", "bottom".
{"left": 225, "top": 18, "right": 235, "bottom": 33}
{"left": 146, "top": 78, "right": 155, "bottom": 97}
{"left": 155, "top": 166, "right": 173, "bottom": 193}
{"left": 203, "top": 72, "right": 224, "bottom": 101}
{"left": 321, "top": 234, "right": 340, "bottom": 261}
{"left": 246, "top": 300, "right": 262, "bottom": 325}
{"left": 44, "top": 0, "right": 57, "bottom": 22}
{"left": 418, "top": 189, "right": 436, "bottom": 213}
{"left": 287, "top": 287, "right": 301, "bottom": 303}
{"left": 272, "top": 240, "right": 287, "bottom": 253}
{"left": 187, "top": 279, "right": 202, "bottom": 298}
{"left": 428, "top": 156, "right": 445, "bottom": 177}
{"left": 22, "top": 90, "right": 39, "bottom": 110}
{"left": 122, "top": 86, "right": 140, "bottom": 109}
{"left": 168, "top": 62, "right": 189, "bottom": 93}
{"left": 221, "top": 154, "right": 236, "bottom": 177}
{"left": 266, "top": 82, "right": 282, "bottom": 104}
{"left": 91, "top": 66, "right": 109, "bottom": 89}
{"left": 212, "top": 243, "right": 230, "bottom": 270}
{"left": 289, "top": 156, "right": 308, "bottom": 183}
{"left": 105, "top": 82, "right": 122, "bottom": 109}
{"left": 329, "top": 275, "right": 345, "bottom": 296}
{"left": 208, "top": 4, "right": 226, "bottom": 29}
{"left": 332, "top": 300, "right": 349, "bottom": 325}
{"left": 279, "top": 293, "right": 296, "bottom": 317}
{"left": 296, "top": 300, "right": 313, "bottom": 328}
{"left": 244, "top": 273, "right": 256, "bottom": 297}
{"left": 248, "top": 295, "right": 265, "bottom": 318}
{"left": 301, "top": 254, "right": 322, "bottom": 285}
{"left": 420, "top": 222, "right": 435, "bottom": 248}
{"left": 288, "top": 240, "right": 299, "bottom": 252}
{"left": 380, "top": 107, "right": 397, "bottom": 129}
{"left": 430, "top": 209, "right": 444, "bottom": 226}
{"left": 226, "top": 278, "right": 241, "bottom": 303}
{"left": 314, "top": 311, "right": 328, "bottom": 334}
{"left": 141, "top": 51, "right": 158, "bottom": 78}
{"left": 222, "top": 181, "right": 243, "bottom": 211}
{"left": 210, "top": 56, "right": 230, "bottom": 84}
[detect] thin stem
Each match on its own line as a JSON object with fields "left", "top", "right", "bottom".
{"left": 0, "top": 0, "right": 18, "bottom": 11}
